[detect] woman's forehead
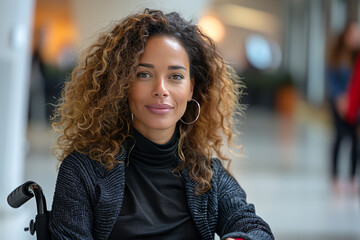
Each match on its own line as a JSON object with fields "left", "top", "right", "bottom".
{"left": 138, "top": 36, "right": 190, "bottom": 69}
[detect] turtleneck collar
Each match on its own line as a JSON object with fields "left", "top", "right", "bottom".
{"left": 127, "top": 128, "right": 179, "bottom": 168}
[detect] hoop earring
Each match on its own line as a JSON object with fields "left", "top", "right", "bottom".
{"left": 180, "top": 99, "right": 200, "bottom": 125}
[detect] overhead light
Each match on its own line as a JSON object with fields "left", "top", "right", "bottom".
{"left": 198, "top": 15, "right": 225, "bottom": 42}
{"left": 218, "top": 4, "right": 278, "bottom": 33}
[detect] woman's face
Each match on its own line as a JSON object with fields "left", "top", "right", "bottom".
{"left": 129, "top": 36, "right": 194, "bottom": 143}
{"left": 345, "top": 23, "right": 360, "bottom": 50}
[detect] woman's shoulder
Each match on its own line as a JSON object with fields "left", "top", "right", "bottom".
{"left": 210, "top": 158, "right": 231, "bottom": 181}
{"left": 59, "top": 151, "right": 107, "bottom": 178}
{"left": 61, "top": 151, "right": 94, "bottom": 168}
{"left": 211, "top": 158, "right": 226, "bottom": 172}
{"left": 326, "top": 65, "right": 352, "bottom": 75}
{"left": 210, "top": 158, "right": 241, "bottom": 187}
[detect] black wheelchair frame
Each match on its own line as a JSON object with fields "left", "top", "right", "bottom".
{"left": 7, "top": 181, "right": 51, "bottom": 240}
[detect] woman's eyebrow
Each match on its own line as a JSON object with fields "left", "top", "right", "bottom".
{"left": 168, "top": 65, "right": 187, "bottom": 71}
{"left": 138, "top": 63, "right": 154, "bottom": 68}
{"left": 138, "top": 63, "right": 187, "bottom": 71}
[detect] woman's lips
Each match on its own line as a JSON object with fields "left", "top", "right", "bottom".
{"left": 146, "top": 104, "right": 173, "bottom": 115}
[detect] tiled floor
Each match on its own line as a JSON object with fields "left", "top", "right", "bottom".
{"left": 1, "top": 107, "right": 360, "bottom": 240}
{"left": 232, "top": 108, "right": 360, "bottom": 240}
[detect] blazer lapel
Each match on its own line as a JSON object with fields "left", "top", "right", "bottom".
{"left": 182, "top": 169, "right": 211, "bottom": 240}
{"left": 93, "top": 154, "right": 126, "bottom": 240}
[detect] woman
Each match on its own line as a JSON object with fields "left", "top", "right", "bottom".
{"left": 326, "top": 21, "right": 360, "bottom": 192}
{"left": 50, "top": 9, "right": 273, "bottom": 240}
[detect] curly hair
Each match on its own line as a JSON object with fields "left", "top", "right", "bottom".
{"left": 52, "top": 9, "right": 244, "bottom": 194}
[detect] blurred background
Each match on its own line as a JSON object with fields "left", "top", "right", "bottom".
{"left": 1, "top": 0, "right": 360, "bottom": 239}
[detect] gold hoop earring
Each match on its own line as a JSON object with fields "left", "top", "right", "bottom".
{"left": 180, "top": 99, "right": 200, "bottom": 125}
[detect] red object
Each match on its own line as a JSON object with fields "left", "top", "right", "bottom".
{"left": 347, "top": 54, "right": 360, "bottom": 124}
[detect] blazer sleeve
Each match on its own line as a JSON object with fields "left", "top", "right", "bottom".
{"left": 214, "top": 159, "right": 274, "bottom": 240}
{"left": 49, "top": 155, "right": 95, "bottom": 240}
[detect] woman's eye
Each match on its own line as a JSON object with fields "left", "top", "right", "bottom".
{"left": 136, "top": 72, "right": 151, "bottom": 78}
{"left": 170, "top": 74, "right": 184, "bottom": 80}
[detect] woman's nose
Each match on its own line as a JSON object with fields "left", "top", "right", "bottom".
{"left": 152, "top": 78, "right": 169, "bottom": 97}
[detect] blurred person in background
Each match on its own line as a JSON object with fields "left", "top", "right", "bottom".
{"left": 326, "top": 21, "right": 360, "bottom": 194}
{"left": 49, "top": 9, "right": 273, "bottom": 240}
{"left": 346, "top": 44, "right": 360, "bottom": 192}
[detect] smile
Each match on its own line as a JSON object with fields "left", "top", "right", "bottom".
{"left": 146, "top": 104, "right": 173, "bottom": 115}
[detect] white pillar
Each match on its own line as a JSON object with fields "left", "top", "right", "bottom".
{"left": 306, "top": 0, "right": 326, "bottom": 105}
{"left": 0, "top": 0, "right": 35, "bottom": 212}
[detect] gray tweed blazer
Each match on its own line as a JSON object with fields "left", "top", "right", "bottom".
{"left": 49, "top": 151, "right": 273, "bottom": 240}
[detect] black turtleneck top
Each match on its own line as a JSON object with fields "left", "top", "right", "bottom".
{"left": 107, "top": 129, "right": 201, "bottom": 240}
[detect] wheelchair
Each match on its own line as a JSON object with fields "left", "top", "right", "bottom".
{"left": 7, "top": 181, "right": 51, "bottom": 240}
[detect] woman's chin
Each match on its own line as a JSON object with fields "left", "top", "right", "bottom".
{"left": 134, "top": 120, "right": 178, "bottom": 132}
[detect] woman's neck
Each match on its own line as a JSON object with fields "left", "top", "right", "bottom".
{"left": 132, "top": 126, "right": 176, "bottom": 144}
